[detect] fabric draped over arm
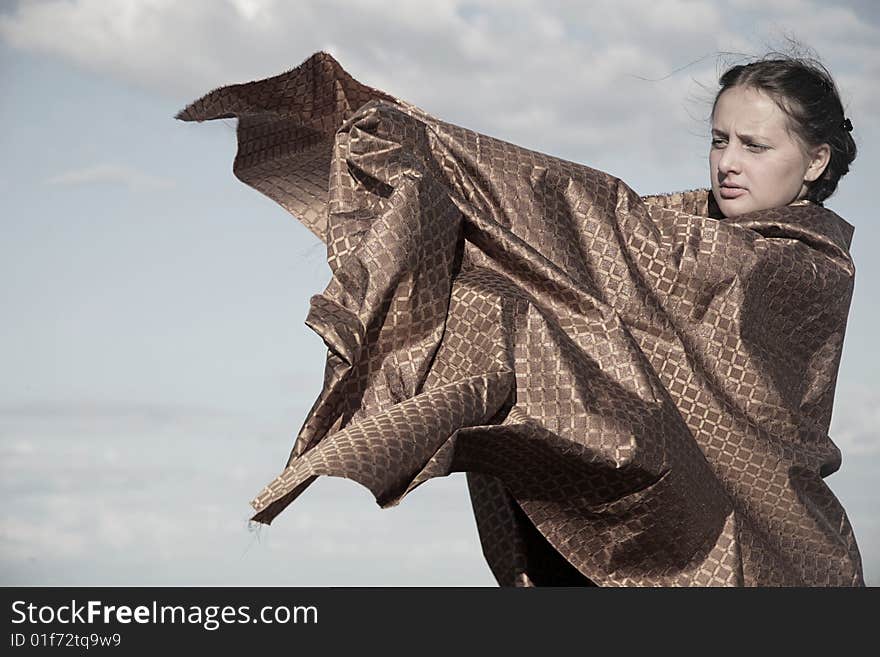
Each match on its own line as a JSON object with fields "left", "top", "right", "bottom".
{"left": 177, "top": 51, "right": 863, "bottom": 587}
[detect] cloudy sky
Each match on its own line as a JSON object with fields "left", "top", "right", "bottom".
{"left": 1, "top": 0, "right": 877, "bottom": 586}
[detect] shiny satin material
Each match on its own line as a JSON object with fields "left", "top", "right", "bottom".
{"left": 178, "top": 52, "right": 864, "bottom": 586}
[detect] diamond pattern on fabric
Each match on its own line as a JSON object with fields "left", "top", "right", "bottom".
{"left": 179, "top": 52, "right": 863, "bottom": 587}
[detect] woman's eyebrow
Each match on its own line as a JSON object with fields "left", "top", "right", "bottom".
{"left": 711, "top": 128, "right": 770, "bottom": 142}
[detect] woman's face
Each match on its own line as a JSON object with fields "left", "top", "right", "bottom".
{"left": 709, "top": 85, "right": 829, "bottom": 218}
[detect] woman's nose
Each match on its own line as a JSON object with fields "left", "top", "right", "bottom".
{"left": 717, "top": 146, "right": 741, "bottom": 175}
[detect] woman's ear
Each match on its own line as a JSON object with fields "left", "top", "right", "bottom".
{"left": 804, "top": 143, "right": 831, "bottom": 182}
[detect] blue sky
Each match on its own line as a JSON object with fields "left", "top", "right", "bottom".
{"left": 1, "top": 0, "right": 877, "bottom": 585}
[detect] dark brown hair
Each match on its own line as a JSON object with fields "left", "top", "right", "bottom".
{"left": 711, "top": 56, "right": 856, "bottom": 204}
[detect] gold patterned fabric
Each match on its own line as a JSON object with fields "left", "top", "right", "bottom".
{"left": 178, "top": 52, "right": 864, "bottom": 586}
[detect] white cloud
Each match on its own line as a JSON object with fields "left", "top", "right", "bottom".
{"left": 2, "top": 0, "right": 876, "bottom": 175}
{"left": 0, "top": 492, "right": 236, "bottom": 562}
{"left": 830, "top": 383, "right": 880, "bottom": 456}
{"left": 45, "top": 163, "right": 175, "bottom": 190}
{"left": 0, "top": 398, "right": 490, "bottom": 584}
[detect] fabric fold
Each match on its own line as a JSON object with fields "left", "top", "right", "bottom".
{"left": 251, "top": 369, "right": 515, "bottom": 522}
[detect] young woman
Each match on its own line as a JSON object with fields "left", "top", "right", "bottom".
{"left": 180, "top": 51, "right": 864, "bottom": 586}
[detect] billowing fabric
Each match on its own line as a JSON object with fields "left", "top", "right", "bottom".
{"left": 178, "top": 52, "right": 864, "bottom": 586}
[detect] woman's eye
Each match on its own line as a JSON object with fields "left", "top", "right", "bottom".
{"left": 711, "top": 138, "right": 726, "bottom": 147}
{"left": 747, "top": 143, "right": 769, "bottom": 152}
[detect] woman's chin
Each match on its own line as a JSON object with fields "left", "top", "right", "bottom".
{"left": 713, "top": 191, "right": 754, "bottom": 218}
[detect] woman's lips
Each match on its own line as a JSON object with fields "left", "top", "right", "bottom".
{"left": 719, "top": 185, "right": 747, "bottom": 199}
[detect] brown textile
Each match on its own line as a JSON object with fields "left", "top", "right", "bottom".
{"left": 178, "top": 52, "right": 864, "bottom": 586}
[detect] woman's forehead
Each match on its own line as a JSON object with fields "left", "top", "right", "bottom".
{"left": 713, "top": 86, "right": 787, "bottom": 133}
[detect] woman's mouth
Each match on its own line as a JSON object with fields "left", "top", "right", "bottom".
{"left": 719, "top": 185, "right": 747, "bottom": 199}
